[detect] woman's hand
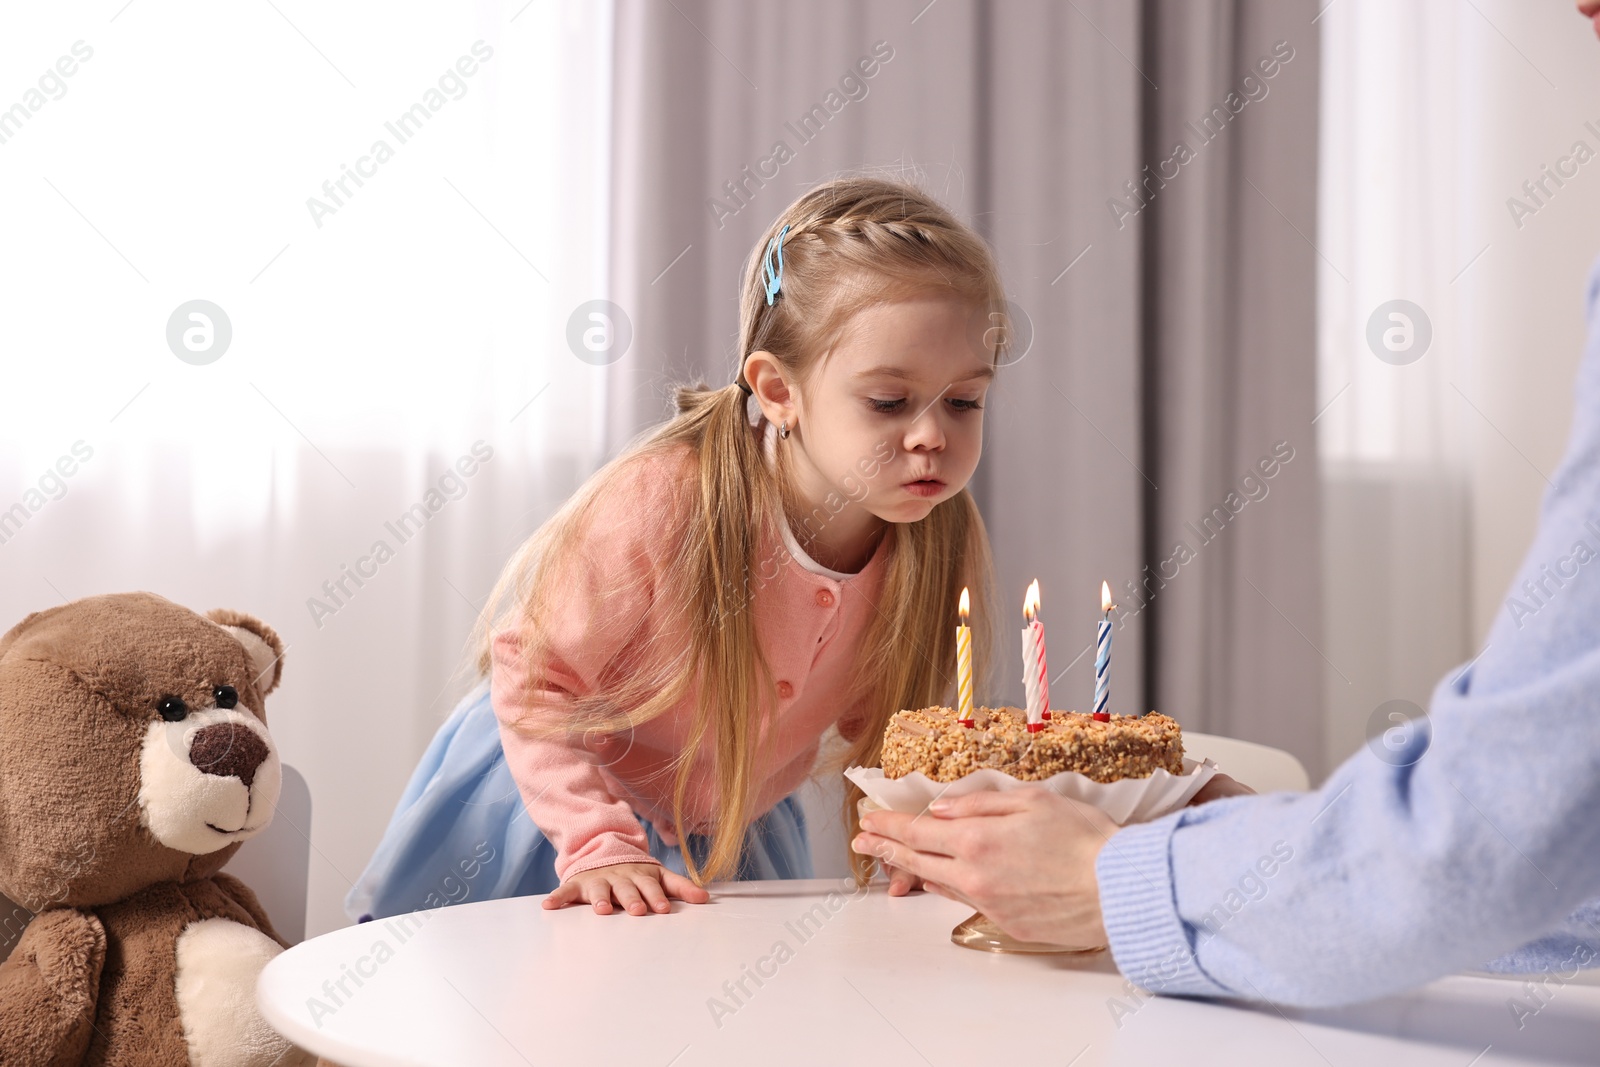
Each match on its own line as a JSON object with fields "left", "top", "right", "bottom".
{"left": 1187, "top": 771, "right": 1256, "bottom": 806}
{"left": 541, "top": 861, "right": 711, "bottom": 915}
{"left": 851, "top": 787, "right": 1118, "bottom": 948}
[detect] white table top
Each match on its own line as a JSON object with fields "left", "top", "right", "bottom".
{"left": 259, "top": 879, "right": 1600, "bottom": 1067}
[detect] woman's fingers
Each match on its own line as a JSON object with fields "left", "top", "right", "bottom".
{"left": 852, "top": 830, "right": 960, "bottom": 888}
{"left": 860, "top": 789, "right": 1059, "bottom": 860}
{"left": 928, "top": 787, "right": 1046, "bottom": 819}
{"left": 858, "top": 809, "right": 961, "bottom": 856}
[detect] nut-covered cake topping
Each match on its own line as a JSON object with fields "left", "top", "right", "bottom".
{"left": 879, "top": 705, "right": 1183, "bottom": 783}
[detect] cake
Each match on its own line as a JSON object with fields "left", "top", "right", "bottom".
{"left": 879, "top": 705, "right": 1184, "bottom": 784}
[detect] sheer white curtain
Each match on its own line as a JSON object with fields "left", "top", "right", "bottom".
{"left": 0, "top": 0, "right": 613, "bottom": 937}
{"left": 1317, "top": 0, "right": 1474, "bottom": 764}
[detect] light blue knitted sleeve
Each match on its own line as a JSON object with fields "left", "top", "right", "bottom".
{"left": 1096, "top": 255, "right": 1600, "bottom": 1007}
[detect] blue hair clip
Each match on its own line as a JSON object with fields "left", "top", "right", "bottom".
{"left": 762, "top": 224, "right": 790, "bottom": 306}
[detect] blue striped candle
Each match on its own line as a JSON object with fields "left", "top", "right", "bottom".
{"left": 1094, "top": 581, "right": 1113, "bottom": 718}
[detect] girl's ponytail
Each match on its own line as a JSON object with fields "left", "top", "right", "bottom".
{"left": 664, "top": 378, "right": 780, "bottom": 883}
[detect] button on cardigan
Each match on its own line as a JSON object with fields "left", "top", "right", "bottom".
{"left": 490, "top": 436, "right": 893, "bottom": 881}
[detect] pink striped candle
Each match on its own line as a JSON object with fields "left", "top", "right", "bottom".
{"left": 957, "top": 587, "right": 975, "bottom": 726}
{"left": 1021, "top": 579, "right": 1049, "bottom": 732}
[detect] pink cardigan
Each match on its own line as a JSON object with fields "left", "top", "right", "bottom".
{"left": 489, "top": 435, "right": 893, "bottom": 881}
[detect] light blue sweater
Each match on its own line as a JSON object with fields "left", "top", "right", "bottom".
{"left": 1097, "top": 256, "right": 1600, "bottom": 1007}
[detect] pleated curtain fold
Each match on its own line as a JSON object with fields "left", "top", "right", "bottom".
{"left": 606, "top": 0, "right": 1325, "bottom": 778}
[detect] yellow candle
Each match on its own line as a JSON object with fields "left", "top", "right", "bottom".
{"left": 1021, "top": 579, "right": 1049, "bottom": 730}
{"left": 957, "top": 587, "right": 974, "bottom": 724}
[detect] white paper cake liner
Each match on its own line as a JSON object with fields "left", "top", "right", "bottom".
{"left": 845, "top": 756, "right": 1219, "bottom": 826}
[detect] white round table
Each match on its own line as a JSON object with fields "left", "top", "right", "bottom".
{"left": 259, "top": 879, "right": 1600, "bottom": 1066}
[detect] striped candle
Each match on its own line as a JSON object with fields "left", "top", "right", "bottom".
{"left": 1093, "top": 580, "right": 1114, "bottom": 719}
{"left": 957, "top": 587, "right": 974, "bottom": 725}
{"left": 1021, "top": 580, "right": 1049, "bottom": 731}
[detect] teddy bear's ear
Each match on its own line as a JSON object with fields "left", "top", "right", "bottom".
{"left": 0, "top": 607, "right": 56, "bottom": 661}
{"left": 205, "top": 609, "right": 285, "bottom": 697}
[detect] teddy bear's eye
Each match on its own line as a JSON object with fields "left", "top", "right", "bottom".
{"left": 213, "top": 685, "right": 238, "bottom": 709}
{"left": 157, "top": 696, "right": 189, "bottom": 722}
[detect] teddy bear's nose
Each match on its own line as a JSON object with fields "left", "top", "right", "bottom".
{"left": 189, "top": 723, "right": 269, "bottom": 788}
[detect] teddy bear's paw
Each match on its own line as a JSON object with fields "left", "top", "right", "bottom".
{"left": 175, "top": 917, "right": 312, "bottom": 1067}
{"left": 0, "top": 909, "right": 106, "bottom": 1065}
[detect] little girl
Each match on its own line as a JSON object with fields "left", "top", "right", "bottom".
{"left": 347, "top": 175, "right": 1009, "bottom": 920}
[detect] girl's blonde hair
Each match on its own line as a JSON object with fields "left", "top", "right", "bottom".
{"left": 472, "top": 174, "right": 1008, "bottom": 884}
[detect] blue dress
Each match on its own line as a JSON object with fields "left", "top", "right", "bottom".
{"left": 345, "top": 678, "right": 812, "bottom": 922}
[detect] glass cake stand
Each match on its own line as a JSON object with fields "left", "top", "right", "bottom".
{"left": 858, "top": 795, "right": 1105, "bottom": 954}
{"left": 949, "top": 911, "right": 1106, "bottom": 955}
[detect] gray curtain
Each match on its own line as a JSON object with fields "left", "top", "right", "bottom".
{"left": 607, "top": 0, "right": 1325, "bottom": 778}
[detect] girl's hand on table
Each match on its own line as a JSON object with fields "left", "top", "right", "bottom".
{"left": 542, "top": 862, "right": 711, "bottom": 915}
{"left": 851, "top": 787, "right": 1117, "bottom": 948}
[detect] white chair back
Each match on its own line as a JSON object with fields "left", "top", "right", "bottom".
{"left": 1184, "top": 732, "right": 1310, "bottom": 793}
{"left": 227, "top": 762, "right": 313, "bottom": 943}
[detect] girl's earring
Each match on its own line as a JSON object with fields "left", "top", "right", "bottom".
{"left": 779, "top": 420, "right": 790, "bottom": 440}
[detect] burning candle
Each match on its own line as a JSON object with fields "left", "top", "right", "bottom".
{"left": 956, "top": 587, "right": 974, "bottom": 726}
{"left": 1093, "top": 580, "right": 1114, "bottom": 721}
{"left": 1021, "top": 580, "right": 1049, "bottom": 732}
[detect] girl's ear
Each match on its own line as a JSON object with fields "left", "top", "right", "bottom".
{"left": 744, "top": 350, "right": 796, "bottom": 420}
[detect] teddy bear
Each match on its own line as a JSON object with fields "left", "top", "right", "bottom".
{"left": 0, "top": 591, "right": 318, "bottom": 1066}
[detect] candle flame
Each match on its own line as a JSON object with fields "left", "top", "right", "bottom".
{"left": 959, "top": 586, "right": 970, "bottom": 619}
{"left": 1101, "top": 580, "right": 1114, "bottom": 613}
{"left": 1023, "top": 579, "right": 1041, "bottom": 620}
